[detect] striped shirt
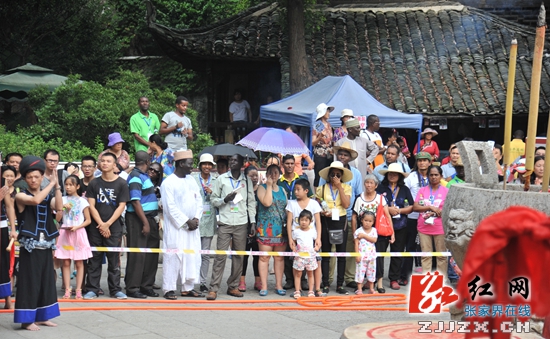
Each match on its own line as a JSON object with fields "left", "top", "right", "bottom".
{"left": 126, "top": 167, "right": 158, "bottom": 214}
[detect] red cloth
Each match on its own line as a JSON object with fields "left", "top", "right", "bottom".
{"left": 457, "top": 206, "right": 550, "bottom": 338}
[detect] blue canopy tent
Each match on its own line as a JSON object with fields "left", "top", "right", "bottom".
{"left": 260, "top": 75, "right": 423, "bottom": 150}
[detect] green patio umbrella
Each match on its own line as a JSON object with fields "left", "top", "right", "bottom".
{"left": 0, "top": 63, "right": 74, "bottom": 102}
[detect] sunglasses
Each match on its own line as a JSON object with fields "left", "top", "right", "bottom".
{"left": 329, "top": 172, "right": 342, "bottom": 178}
{"left": 149, "top": 167, "right": 160, "bottom": 174}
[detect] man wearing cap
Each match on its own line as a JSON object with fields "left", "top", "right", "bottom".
{"left": 124, "top": 151, "right": 160, "bottom": 299}
{"left": 362, "top": 115, "right": 385, "bottom": 167}
{"left": 319, "top": 142, "right": 364, "bottom": 289}
{"left": 130, "top": 96, "right": 160, "bottom": 152}
{"left": 160, "top": 150, "right": 203, "bottom": 300}
{"left": 14, "top": 156, "right": 62, "bottom": 330}
{"left": 84, "top": 152, "right": 130, "bottom": 300}
{"left": 160, "top": 96, "right": 193, "bottom": 151}
{"left": 373, "top": 144, "right": 411, "bottom": 183}
{"left": 207, "top": 154, "right": 256, "bottom": 300}
{"left": 333, "top": 109, "right": 354, "bottom": 143}
{"left": 192, "top": 153, "right": 218, "bottom": 293}
{"left": 398, "top": 152, "right": 432, "bottom": 286}
{"left": 335, "top": 119, "right": 378, "bottom": 183}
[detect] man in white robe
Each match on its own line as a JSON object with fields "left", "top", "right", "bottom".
{"left": 160, "top": 149, "right": 203, "bottom": 299}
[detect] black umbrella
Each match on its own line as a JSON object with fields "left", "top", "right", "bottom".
{"left": 200, "top": 143, "right": 257, "bottom": 159}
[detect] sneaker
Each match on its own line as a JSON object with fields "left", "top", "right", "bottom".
{"left": 336, "top": 286, "right": 349, "bottom": 295}
{"left": 322, "top": 286, "right": 329, "bottom": 294}
{"left": 346, "top": 281, "right": 358, "bottom": 289}
{"left": 112, "top": 291, "right": 127, "bottom": 300}
{"left": 200, "top": 284, "right": 209, "bottom": 293}
{"left": 83, "top": 291, "right": 97, "bottom": 300}
{"left": 398, "top": 279, "right": 408, "bottom": 286}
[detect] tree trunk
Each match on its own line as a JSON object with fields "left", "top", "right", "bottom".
{"left": 287, "top": 0, "right": 311, "bottom": 94}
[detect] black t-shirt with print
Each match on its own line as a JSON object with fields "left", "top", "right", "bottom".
{"left": 86, "top": 176, "right": 129, "bottom": 233}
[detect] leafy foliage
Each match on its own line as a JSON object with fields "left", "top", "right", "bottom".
{"left": 25, "top": 70, "right": 214, "bottom": 162}
{"left": 0, "top": 0, "right": 122, "bottom": 82}
{"left": 0, "top": 125, "right": 103, "bottom": 162}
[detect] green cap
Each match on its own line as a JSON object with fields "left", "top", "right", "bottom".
{"left": 415, "top": 152, "right": 432, "bottom": 161}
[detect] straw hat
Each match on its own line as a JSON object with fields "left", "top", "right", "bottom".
{"left": 421, "top": 128, "right": 438, "bottom": 137}
{"left": 340, "top": 109, "right": 353, "bottom": 119}
{"left": 174, "top": 149, "right": 193, "bottom": 161}
{"left": 333, "top": 141, "right": 358, "bottom": 161}
{"left": 315, "top": 103, "right": 335, "bottom": 120}
{"left": 199, "top": 153, "right": 216, "bottom": 166}
{"left": 378, "top": 162, "right": 409, "bottom": 178}
{"left": 319, "top": 161, "right": 353, "bottom": 182}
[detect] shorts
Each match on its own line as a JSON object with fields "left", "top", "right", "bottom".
{"left": 293, "top": 256, "right": 318, "bottom": 271}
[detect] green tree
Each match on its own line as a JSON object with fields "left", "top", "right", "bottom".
{"left": 0, "top": 0, "right": 122, "bottom": 82}
{"left": 27, "top": 70, "right": 213, "bottom": 161}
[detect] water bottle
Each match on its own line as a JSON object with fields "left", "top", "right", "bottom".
{"left": 320, "top": 200, "right": 330, "bottom": 212}
{"left": 419, "top": 195, "right": 424, "bottom": 206}
{"left": 404, "top": 199, "right": 409, "bottom": 207}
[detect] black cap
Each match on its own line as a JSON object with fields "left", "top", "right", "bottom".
{"left": 19, "top": 156, "right": 46, "bottom": 177}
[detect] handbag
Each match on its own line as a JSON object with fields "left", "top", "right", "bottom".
{"left": 328, "top": 229, "right": 344, "bottom": 245}
{"left": 375, "top": 195, "right": 394, "bottom": 236}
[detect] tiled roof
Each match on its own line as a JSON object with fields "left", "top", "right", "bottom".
{"left": 147, "top": 1, "right": 550, "bottom": 116}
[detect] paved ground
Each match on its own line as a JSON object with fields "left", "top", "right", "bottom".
{"left": 0, "top": 253, "right": 448, "bottom": 338}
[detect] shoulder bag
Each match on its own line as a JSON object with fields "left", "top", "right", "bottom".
{"left": 375, "top": 194, "right": 393, "bottom": 236}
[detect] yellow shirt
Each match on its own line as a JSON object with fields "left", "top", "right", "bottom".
{"left": 316, "top": 183, "right": 352, "bottom": 217}
{"left": 507, "top": 139, "right": 525, "bottom": 164}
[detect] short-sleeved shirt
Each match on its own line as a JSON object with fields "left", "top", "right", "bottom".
{"left": 229, "top": 100, "right": 250, "bottom": 122}
{"left": 161, "top": 111, "right": 192, "bottom": 150}
{"left": 415, "top": 185, "right": 448, "bottom": 235}
{"left": 130, "top": 111, "right": 161, "bottom": 152}
{"left": 278, "top": 173, "right": 313, "bottom": 200}
{"left": 319, "top": 166, "right": 363, "bottom": 219}
{"left": 441, "top": 163, "right": 457, "bottom": 179}
{"left": 126, "top": 168, "right": 158, "bottom": 214}
{"left": 285, "top": 199, "right": 322, "bottom": 237}
{"left": 61, "top": 196, "right": 89, "bottom": 228}
{"left": 315, "top": 183, "right": 352, "bottom": 217}
{"left": 86, "top": 177, "right": 130, "bottom": 233}
{"left": 353, "top": 193, "right": 387, "bottom": 217}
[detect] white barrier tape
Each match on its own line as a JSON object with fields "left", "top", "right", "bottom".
{"left": 61, "top": 245, "right": 451, "bottom": 257}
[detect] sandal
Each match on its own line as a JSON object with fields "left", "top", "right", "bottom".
{"left": 254, "top": 281, "right": 262, "bottom": 291}
{"left": 355, "top": 289, "right": 363, "bottom": 295}
{"left": 315, "top": 289, "right": 327, "bottom": 297}
{"left": 164, "top": 291, "right": 177, "bottom": 300}
{"left": 238, "top": 281, "right": 246, "bottom": 292}
{"left": 75, "top": 289, "right": 83, "bottom": 300}
{"left": 181, "top": 290, "right": 204, "bottom": 298}
{"left": 259, "top": 290, "right": 268, "bottom": 296}
{"left": 308, "top": 291, "right": 315, "bottom": 297}
{"left": 275, "top": 289, "right": 286, "bottom": 296}
{"left": 293, "top": 290, "right": 301, "bottom": 299}
{"left": 63, "top": 287, "right": 72, "bottom": 299}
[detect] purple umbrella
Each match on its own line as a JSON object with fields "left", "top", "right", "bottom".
{"left": 237, "top": 127, "right": 309, "bottom": 155}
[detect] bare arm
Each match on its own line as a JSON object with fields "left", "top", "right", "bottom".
{"left": 160, "top": 121, "right": 179, "bottom": 135}
{"left": 133, "top": 133, "right": 150, "bottom": 148}
{"left": 4, "top": 195, "right": 17, "bottom": 239}
{"left": 131, "top": 200, "right": 150, "bottom": 237}
{"left": 256, "top": 184, "right": 273, "bottom": 208}
{"left": 16, "top": 181, "right": 56, "bottom": 208}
